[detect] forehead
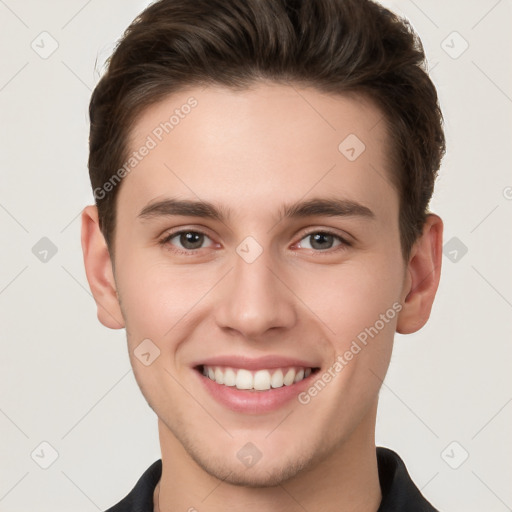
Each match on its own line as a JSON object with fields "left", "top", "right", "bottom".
{"left": 120, "top": 83, "right": 397, "bottom": 225}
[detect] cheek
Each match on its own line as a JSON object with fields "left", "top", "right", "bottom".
{"left": 293, "top": 253, "right": 403, "bottom": 337}
{"left": 290, "top": 254, "right": 403, "bottom": 399}
{"left": 115, "top": 258, "right": 213, "bottom": 406}
{"left": 294, "top": 259, "right": 401, "bottom": 419}
{"left": 116, "top": 255, "right": 213, "bottom": 335}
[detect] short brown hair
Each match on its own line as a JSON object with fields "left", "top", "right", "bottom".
{"left": 88, "top": 0, "right": 445, "bottom": 261}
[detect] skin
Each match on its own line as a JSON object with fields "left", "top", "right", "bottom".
{"left": 81, "top": 83, "right": 443, "bottom": 512}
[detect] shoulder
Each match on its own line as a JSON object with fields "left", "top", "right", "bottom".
{"left": 104, "top": 459, "right": 162, "bottom": 512}
{"left": 377, "top": 447, "right": 440, "bottom": 512}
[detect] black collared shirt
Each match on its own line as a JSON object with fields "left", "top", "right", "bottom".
{"left": 104, "top": 447, "right": 439, "bottom": 511}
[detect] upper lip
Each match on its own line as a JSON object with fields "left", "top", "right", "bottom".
{"left": 192, "top": 355, "right": 320, "bottom": 371}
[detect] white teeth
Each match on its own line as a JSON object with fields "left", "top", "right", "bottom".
{"left": 271, "top": 369, "right": 284, "bottom": 388}
{"left": 214, "top": 367, "right": 224, "bottom": 385}
{"left": 223, "top": 368, "right": 236, "bottom": 386}
{"left": 254, "top": 370, "right": 271, "bottom": 390}
{"left": 201, "top": 365, "right": 314, "bottom": 391}
{"left": 235, "top": 369, "right": 253, "bottom": 390}
{"left": 283, "top": 368, "right": 295, "bottom": 386}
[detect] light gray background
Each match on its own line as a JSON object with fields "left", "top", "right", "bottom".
{"left": 1, "top": 1, "right": 511, "bottom": 511}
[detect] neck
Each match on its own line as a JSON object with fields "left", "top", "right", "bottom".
{"left": 154, "top": 403, "right": 381, "bottom": 512}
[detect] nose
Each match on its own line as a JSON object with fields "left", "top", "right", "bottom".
{"left": 213, "top": 247, "right": 297, "bottom": 339}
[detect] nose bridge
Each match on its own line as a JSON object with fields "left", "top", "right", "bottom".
{"left": 213, "top": 242, "right": 296, "bottom": 337}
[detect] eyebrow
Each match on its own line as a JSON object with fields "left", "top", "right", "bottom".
{"left": 138, "top": 197, "right": 375, "bottom": 222}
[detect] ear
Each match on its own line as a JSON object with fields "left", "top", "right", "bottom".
{"left": 81, "top": 205, "right": 125, "bottom": 329}
{"left": 396, "top": 214, "right": 443, "bottom": 334}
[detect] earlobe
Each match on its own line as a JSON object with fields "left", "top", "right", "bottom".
{"left": 396, "top": 214, "right": 443, "bottom": 334}
{"left": 81, "top": 205, "right": 125, "bottom": 329}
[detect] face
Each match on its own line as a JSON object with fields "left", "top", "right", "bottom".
{"left": 101, "top": 83, "right": 410, "bottom": 485}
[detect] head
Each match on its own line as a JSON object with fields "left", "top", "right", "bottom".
{"left": 82, "top": 0, "right": 444, "bottom": 488}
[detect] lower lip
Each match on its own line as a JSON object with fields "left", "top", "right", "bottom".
{"left": 194, "top": 368, "right": 317, "bottom": 414}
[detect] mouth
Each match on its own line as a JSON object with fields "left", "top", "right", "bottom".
{"left": 191, "top": 355, "right": 322, "bottom": 413}
{"left": 195, "top": 364, "right": 321, "bottom": 392}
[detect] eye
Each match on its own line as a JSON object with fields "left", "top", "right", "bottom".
{"left": 160, "top": 230, "right": 215, "bottom": 252}
{"left": 296, "top": 231, "right": 348, "bottom": 251}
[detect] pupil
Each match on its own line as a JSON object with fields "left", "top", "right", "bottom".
{"left": 310, "top": 233, "right": 333, "bottom": 250}
{"left": 181, "top": 232, "right": 203, "bottom": 249}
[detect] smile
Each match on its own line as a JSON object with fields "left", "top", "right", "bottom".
{"left": 199, "top": 365, "right": 316, "bottom": 391}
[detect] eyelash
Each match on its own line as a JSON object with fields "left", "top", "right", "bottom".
{"left": 158, "top": 230, "right": 216, "bottom": 256}
{"left": 158, "top": 229, "right": 352, "bottom": 255}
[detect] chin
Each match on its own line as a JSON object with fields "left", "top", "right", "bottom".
{"left": 197, "top": 454, "right": 313, "bottom": 488}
